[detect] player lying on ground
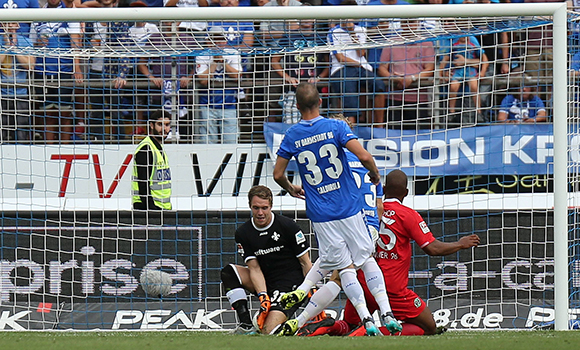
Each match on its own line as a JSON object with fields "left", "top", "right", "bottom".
{"left": 279, "top": 169, "right": 480, "bottom": 336}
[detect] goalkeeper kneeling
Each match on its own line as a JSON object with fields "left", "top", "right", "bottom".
{"left": 221, "top": 185, "right": 313, "bottom": 335}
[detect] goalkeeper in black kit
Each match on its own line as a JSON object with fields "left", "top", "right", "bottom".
{"left": 221, "top": 185, "right": 313, "bottom": 334}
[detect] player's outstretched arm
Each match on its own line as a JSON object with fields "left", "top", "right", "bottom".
{"left": 247, "top": 259, "right": 267, "bottom": 295}
{"left": 247, "top": 259, "right": 271, "bottom": 332}
{"left": 344, "top": 139, "right": 380, "bottom": 184}
{"left": 422, "top": 234, "right": 480, "bottom": 257}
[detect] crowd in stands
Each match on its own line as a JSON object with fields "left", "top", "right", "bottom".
{"left": 0, "top": 0, "right": 568, "bottom": 144}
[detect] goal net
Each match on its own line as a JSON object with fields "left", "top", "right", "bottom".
{"left": 0, "top": 3, "right": 572, "bottom": 331}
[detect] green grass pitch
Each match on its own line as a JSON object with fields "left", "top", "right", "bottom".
{"left": 0, "top": 330, "right": 579, "bottom": 350}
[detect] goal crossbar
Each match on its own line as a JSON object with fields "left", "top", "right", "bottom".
{"left": 0, "top": 4, "right": 568, "bottom": 22}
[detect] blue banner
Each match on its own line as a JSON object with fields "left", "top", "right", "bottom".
{"left": 264, "top": 123, "right": 560, "bottom": 176}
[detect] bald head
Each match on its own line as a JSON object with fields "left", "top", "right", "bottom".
{"left": 384, "top": 169, "right": 408, "bottom": 200}
{"left": 295, "top": 83, "right": 320, "bottom": 113}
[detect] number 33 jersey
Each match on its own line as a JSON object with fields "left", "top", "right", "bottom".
{"left": 375, "top": 198, "right": 436, "bottom": 296}
{"left": 276, "top": 116, "right": 363, "bottom": 222}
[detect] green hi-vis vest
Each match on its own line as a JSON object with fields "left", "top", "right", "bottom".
{"left": 131, "top": 136, "right": 172, "bottom": 210}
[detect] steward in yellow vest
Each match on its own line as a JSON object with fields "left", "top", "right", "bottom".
{"left": 132, "top": 110, "right": 172, "bottom": 210}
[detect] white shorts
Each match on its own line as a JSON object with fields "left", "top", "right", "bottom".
{"left": 368, "top": 225, "right": 379, "bottom": 246}
{"left": 312, "top": 211, "right": 374, "bottom": 271}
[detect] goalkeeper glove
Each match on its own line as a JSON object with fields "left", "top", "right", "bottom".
{"left": 256, "top": 292, "right": 271, "bottom": 331}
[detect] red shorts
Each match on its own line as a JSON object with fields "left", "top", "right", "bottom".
{"left": 343, "top": 273, "right": 426, "bottom": 325}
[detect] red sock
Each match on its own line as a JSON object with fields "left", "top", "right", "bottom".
{"left": 379, "top": 323, "right": 425, "bottom": 336}
{"left": 322, "top": 320, "right": 351, "bottom": 336}
{"left": 399, "top": 323, "right": 425, "bottom": 336}
{"left": 301, "top": 319, "right": 352, "bottom": 337}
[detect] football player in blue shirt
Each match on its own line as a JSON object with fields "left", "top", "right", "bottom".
{"left": 273, "top": 83, "right": 400, "bottom": 336}
{"left": 330, "top": 113, "right": 383, "bottom": 240}
{"left": 273, "top": 112, "right": 390, "bottom": 336}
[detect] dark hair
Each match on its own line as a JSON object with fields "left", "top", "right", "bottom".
{"left": 384, "top": 169, "right": 408, "bottom": 197}
{"left": 248, "top": 185, "right": 273, "bottom": 207}
{"left": 149, "top": 109, "right": 171, "bottom": 122}
{"left": 295, "top": 83, "right": 320, "bottom": 112}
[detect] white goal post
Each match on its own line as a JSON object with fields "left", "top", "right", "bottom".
{"left": 0, "top": 3, "right": 570, "bottom": 331}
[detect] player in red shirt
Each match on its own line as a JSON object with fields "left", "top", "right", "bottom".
{"left": 297, "top": 169, "right": 479, "bottom": 336}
